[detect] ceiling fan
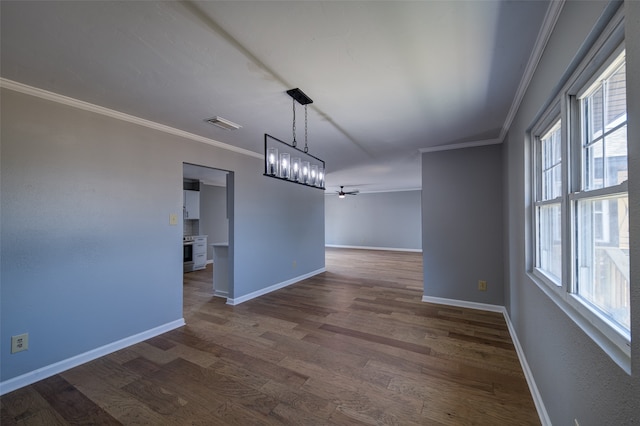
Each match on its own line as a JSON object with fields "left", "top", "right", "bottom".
{"left": 337, "top": 186, "right": 359, "bottom": 199}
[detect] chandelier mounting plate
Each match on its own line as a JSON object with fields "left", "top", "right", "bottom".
{"left": 286, "top": 88, "right": 313, "bottom": 105}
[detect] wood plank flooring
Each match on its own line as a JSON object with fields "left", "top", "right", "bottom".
{"left": 1, "top": 248, "right": 540, "bottom": 425}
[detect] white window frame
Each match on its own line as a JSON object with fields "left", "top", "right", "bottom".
{"left": 532, "top": 107, "right": 563, "bottom": 289}
{"left": 528, "top": 8, "right": 630, "bottom": 372}
{"left": 567, "top": 45, "right": 629, "bottom": 353}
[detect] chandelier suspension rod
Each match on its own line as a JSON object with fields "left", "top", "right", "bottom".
{"left": 292, "top": 97, "right": 297, "bottom": 148}
{"left": 304, "top": 104, "right": 309, "bottom": 153}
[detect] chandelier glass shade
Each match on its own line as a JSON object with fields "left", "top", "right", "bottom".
{"left": 264, "top": 134, "right": 325, "bottom": 189}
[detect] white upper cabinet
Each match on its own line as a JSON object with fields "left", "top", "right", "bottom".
{"left": 183, "top": 190, "right": 200, "bottom": 220}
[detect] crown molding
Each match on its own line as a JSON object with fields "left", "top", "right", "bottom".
{"left": 499, "top": 0, "right": 566, "bottom": 142}
{"left": 359, "top": 187, "right": 422, "bottom": 194}
{"left": 419, "top": 138, "right": 501, "bottom": 154}
{"left": 0, "top": 78, "right": 263, "bottom": 160}
{"left": 324, "top": 186, "right": 421, "bottom": 195}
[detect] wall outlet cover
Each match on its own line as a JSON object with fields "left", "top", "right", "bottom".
{"left": 11, "top": 333, "right": 29, "bottom": 353}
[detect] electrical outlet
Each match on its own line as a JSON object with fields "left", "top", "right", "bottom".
{"left": 292, "top": 260, "right": 297, "bottom": 269}
{"left": 478, "top": 280, "right": 487, "bottom": 291}
{"left": 169, "top": 213, "right": 178, "bottom": 225}
{"left": 11, "top": 333, "right": 29, "bottom": 354}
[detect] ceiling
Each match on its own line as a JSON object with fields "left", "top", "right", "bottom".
{"left": 0, "top": 1, "right": 550, "bottom": 193}
{"left": 183, "top": 163, "right": 228, "bottom": 187}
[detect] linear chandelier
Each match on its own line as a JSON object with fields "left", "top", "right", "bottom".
{"left": 264, "top": 88, "right": 325, "bottom": 190}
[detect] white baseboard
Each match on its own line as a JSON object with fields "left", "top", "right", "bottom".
{"left": 502, "top": 310, "right": 552, "bottom": 426}
{"left": 421, "top": 295, "right": 504, "bottom": 312}
{"left": 226, "top": 268, "right": 326, "bottom": 305}
{"left": 0, "top": 318, "right": 185, "bottom": 396}
{"left": 326, "top": 244, "right": 422, "bottom": 253}
{"left": 421, "top": 295, "right": 550, "bottom": 426}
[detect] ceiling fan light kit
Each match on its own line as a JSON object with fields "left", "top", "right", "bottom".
{"left": 264, "top": 88, "right": 325, "bottom": 190}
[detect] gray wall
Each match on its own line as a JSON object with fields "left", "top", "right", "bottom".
{"left": 0, "top": 88, "right": 325, "bottom": 383}
{"left": 503, "top": 1, "right": 640, "bottom": 424}
{"left": 200, "top": 183, "right": 229, "bottom": 260}
{"left": 325, "top": 190, "right": 422, "bottom": 251}
{"left": 422, "top": 144, "right": 504, "bottom": 305}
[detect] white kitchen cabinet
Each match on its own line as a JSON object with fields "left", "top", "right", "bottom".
{"left": 193, "top": 236, "right": 207, "bottom": 270}
{"left": 183, "top": 190, "right": 200, "bottom": 220}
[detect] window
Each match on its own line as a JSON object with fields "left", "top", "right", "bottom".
{"left": 530, "top": 20, "right": 630, "bottom": 365}
{"left": 573, "top": 51, "right": 629, "bottom": 335}
{"left": 534, "top": 120, "right": 563, "bottom": 283}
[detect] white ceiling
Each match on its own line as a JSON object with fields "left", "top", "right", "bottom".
{"left": 183, "top": 163, "right": 228, "bottom": 187}
{"left": 1, "top": 1, "right": 550, "bottom": 193}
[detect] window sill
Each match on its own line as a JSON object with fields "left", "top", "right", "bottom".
{"left": 526, "top": 271, "right": 631, "bottom": 375}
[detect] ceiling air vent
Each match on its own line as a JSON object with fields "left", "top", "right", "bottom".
{"left": 205, "top": 116, "right": 242, "bottom": 130}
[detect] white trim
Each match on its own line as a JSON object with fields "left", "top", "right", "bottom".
{"left": 502, "top": 307, "right": 552, "bottom": 426}
{"left": 421, "top": 295, "right": 504, "bottom": 313}
{"left": 0, "top": 78, "right": 262, "bottom": 160}
{"left": 421, "top": 296, "right": 550, "bottom": 426}
{"left": 528, "top": 272, "right": 631, "bottom": 373}
{"left": 0, "top": 318, "right": 185, "bottom": 396}
{"left": 326, "top": 244, "right": 422, "bottom": 253}
{"left": 569, "top": 181, "right": 629, "bottom": 201}
{"left": 418, "top": 138, "right": 501, "bottom": 154}
{"left": 499, "top": 0, "right": 566, "bottom": 143}
{"left": 358, "top": 188, "right": 422, "bottom": 194}
{"left": 226, "top": 268, "right": 326, "bottom": 305}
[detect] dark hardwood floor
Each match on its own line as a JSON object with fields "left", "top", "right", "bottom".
{"left": 1, "top": 248, "right": 539, "bottom": 425}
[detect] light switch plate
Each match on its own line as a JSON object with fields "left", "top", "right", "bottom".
{"left": 169, "top": 213, "right": 178, "bottom": 225}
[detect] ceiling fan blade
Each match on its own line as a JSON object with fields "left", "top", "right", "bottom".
{"left": 336, "top": 185, "right": 359, "bottom": 197}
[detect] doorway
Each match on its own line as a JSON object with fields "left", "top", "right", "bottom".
{"left": 182, "top": 163, "right": 232, "bottom": 303}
